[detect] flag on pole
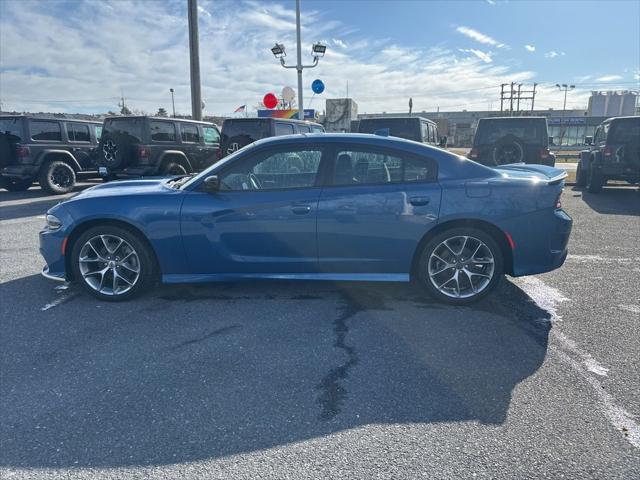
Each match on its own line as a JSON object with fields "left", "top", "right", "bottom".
{"left": 234, "top": 105, "right": 246, "bottom": 113}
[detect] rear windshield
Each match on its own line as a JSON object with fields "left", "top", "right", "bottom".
{"left": 103, "top": 118, "right": 144, "bottom": 142}
{"left": 0, "top": 117, "right": 24, "bottom": 142}
{"left": 475, "top": 119, "right": 546, "bottom": 145}
{"left": 221, "top": 120, "right": 270, "bottom": 144}
{"left": 358, "top": 118, "right": 420, "bottom": 141}
{"left": 609, "top": 118, "right": 640, "bottom": 143}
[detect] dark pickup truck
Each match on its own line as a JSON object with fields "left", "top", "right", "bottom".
{"left": 577, "top": 116, "right": 640, "bottom": 193}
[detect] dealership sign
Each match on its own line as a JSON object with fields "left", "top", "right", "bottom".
{"left": 548, "top": 117, "right": 586, "bottom": 125}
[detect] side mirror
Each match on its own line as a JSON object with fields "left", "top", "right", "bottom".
{"left": 439, "top": 136, "right": 447, "bottom": 147}
{"left": 203, "top": 175, "right": 219, "bottom": 192}
{"left": 584, "top": 136, "right": 593, "bottom": 146}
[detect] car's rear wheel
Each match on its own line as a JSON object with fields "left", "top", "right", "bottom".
{"left": 162, "top": 161, "right": 188, "bottom": 176}
{"left": 39, "top": 161, "right": 76, "bottom": 194}
{"left": 417, "top": 227, "right": 504, "bottom": 305}
{"left": 0, "top": 176, "right": 33, "bottom": 192}
{"left": 586, "top": 163, "right": 604, "bottom": 193}
{"left": 71, "top": 225, "right": 155, "bottom": 301}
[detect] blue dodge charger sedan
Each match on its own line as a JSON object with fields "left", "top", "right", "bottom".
{"left": 40, "top": 134, "right": 572, "bottom": 304}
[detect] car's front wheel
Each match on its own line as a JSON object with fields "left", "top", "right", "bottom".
{"left": 417, "top": 228, "right": 504, "bottom": 305}
{"left": 71, "top": 225, "right": 155, "bottom": 301}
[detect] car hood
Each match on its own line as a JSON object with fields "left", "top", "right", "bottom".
{"left": 70, "top": 178, "right": 177, "bottom": 200}
{"left": 493, "top": 164, "right": 566, "bottom": 183}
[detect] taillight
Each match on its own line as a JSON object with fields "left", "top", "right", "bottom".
{"left": 15, "top": 145, "right": 30, "bottom": 157}
{"left": 603, "top": 146, "right": 614, "bottom": 157}
{"left": 138, "top": 147, "right": 150, "bottom": 159}
{"left": 540, "top": 147, "right": 550, "bottom": 160}
{"left": 555, "top": 191, "right": 563, "bottom": 209}
{"left": 468, "top": 148, "right": 479, "bottom": 160}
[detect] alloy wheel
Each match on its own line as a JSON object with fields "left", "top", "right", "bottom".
{"left": 78, "top": 234, "right": 141, "bottom": 296}
{"left": 428, "top": 235, "right": 495, "bottom": 299}
{"left": 50, "top": 165, "right": 73, "bottom": 189}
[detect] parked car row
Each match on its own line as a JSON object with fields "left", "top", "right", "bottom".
{"left": 0, "top": 115, "right": 324, "bottom": 194}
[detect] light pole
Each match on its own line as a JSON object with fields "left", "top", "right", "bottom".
{"left": 271, "top": 0, "right": 326, "bottom": 121}
{"left": 187, "top": 0, "right": 202, "bottom": 120}
{"left": 556, "top": 83, "right": 575, "bottom": 146}
{"left": 169, "top": 88, "right": 176, "bottom": 117}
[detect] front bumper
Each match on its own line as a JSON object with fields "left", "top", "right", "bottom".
{"left": 42, "top": 266, "right": 66, "bottom": 282}
{"left": 1, "top": 164, "right": 38, "bottom": 179}
{"left": 39, "top": 205, "right": 75, "bottom": 282}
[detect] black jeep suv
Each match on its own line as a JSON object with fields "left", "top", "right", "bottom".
{"left": 96, "top": 116, "right": 221, "bottom": 178}
{"left": 357, "top": 116, "right": 443, "bottom": 146}
{"left": 220, "top": 118, "right": 324, "bottom": 158}
{"left": 468, "top": 117, "right": 555, "bottom": 167}
{"left": 0, "top": 115, "right": 102, "bottom": 194}
{"left": 577, "top": 116, "right": 640, "bottom": 193}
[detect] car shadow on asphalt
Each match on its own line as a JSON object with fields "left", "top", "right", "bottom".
{"left": 572, "top": 185, "right": 640, "bottom": 216}
{"left": 0, "top": 275, "right": 550, "bottom": 469}
{"left": 0, "top": 183, "right": 99, "bottom": 221}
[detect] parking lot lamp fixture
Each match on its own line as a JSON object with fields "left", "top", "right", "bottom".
{"left": 271, "top": 0, "right": 326, "bottom": 120}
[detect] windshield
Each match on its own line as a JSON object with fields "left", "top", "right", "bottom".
{"left": 358, "top": 118, "right": 420, "bottom": 140}
{"left": 180, "top": 142, "right": 256, "bottom": 190}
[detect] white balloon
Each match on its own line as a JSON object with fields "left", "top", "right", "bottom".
{"left": 282, "top": 86, "right": 295, "bottom": 102}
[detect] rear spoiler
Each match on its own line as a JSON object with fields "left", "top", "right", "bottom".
{"left": 547, "top": 171, "right": 567, "bottom": 185}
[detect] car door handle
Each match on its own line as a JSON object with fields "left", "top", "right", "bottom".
{"left": 409, "top": 196, "right": 430, "bottom": 206}
{"left": 291, "top": 205, "right": 312, "bottom": 215}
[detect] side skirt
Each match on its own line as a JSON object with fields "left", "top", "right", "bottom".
{"left": 162, "top": 273, "right": 410, "bottom": 284}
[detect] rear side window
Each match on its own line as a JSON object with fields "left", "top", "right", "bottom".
{"left": 298, "top": 125, "right": 311, "bottom": 133}
{"left": 311, "top": 125, "right": 325, "bottom": 133}
{"left": 203, "top": 126, "right": 219, "bottom": 144}
{"left": 475, "top": 119, "right": 545, "bottom": 145}
{"left": 333, "top": 148, "right": 436, "bottom": 186}
{"left": 68, "top": 123, "right": 90, "bottom": 142}
{"left": 275, "top": 123, "right": 295, "bottom": 136}
{"left": 30, "top": 121, "right": 61, "bottom": 141}
{"left": 150, "top": 121, "right": 176, "bottom": 142}
{"left": 0, "top": 117, "right": 23, "bottom": 141}
{"left": 181, "top": 124, "right": 200, "bottom": 143}
{"left": 609, "top": 118, "right": 640, "bottom": 143}
{"left": 358, "top": 118, "right": 420, "bottom": 141}
{"left": 95, "top": 126, "right": 103, "bottom": 140}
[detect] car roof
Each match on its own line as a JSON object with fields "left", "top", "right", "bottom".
{"left": 603, "top": 115, "right": 640, "bottom": 124}
{"left": 0, "top": 115, "right": 102, "bottom": 125}
{"left": 360, "top": 116, "right": 435, "bottom": 123}
{"left": 107, "top": 115, "right": 216, "bottom": 126}
{"left": 478, "top": 116, "right": 547, "bottom": 121}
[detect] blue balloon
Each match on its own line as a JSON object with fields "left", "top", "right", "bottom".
{"left": 311, "top": 79, "right": 325, "bottom": 94}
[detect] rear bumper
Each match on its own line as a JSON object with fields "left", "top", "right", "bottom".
{"left": 1, "top": 164, "right": 38, "bottom": 179}
{"left": 598, "top": 162, "right": 640, "bottom": 181}
{"left": 506, "top": 208, "right": 573, "bottom": 277}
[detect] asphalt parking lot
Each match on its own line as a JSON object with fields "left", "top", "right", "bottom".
{"left": 1, "top": 181, "right": 639, "bottom": 479}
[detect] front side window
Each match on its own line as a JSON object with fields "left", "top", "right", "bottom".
{"left": 68, "top": 123, "right": 90, "bottom": 142}
{"left": 30, "top": 121, "right": 62, "bottom": 141}
{"left": 95, "top": 126, "right": 103, "bottom": 140}
{"left": 333, "top": 148, "right": 435, "bottom": 186}
{"left": 275, "top": 123, "right": 295, "bottom": 136}
{"left": 203, "top": 126, "right": 220, "bottom": 144}
{"left": 219, "top": 147, "right": 323, "bottom": 191}
{"left": 181, "top": 124, "right": 200, "bottom": 143}
{"left": 150, "top": 121, "right": 176, "bottom": 142}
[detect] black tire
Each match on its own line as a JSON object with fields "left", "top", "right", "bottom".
{"left": 0, "top": 176, "right": 33, "bottom": 192}
{"left": 161, "top": 161, "right": 188, "bottom": 176}
{"left": 575, "top": 162, "right": 587, "bottom": 187}
{"left": 70, "top": 225, "right": 156, "bottom": 301}
{"left": 586, "top": 163, "right": 604, "bottom": 193}
{"left": 98, "top": 133, "right": 135, "bottom": 169}
{"left": 417, "top": 227, "right": 504, "bottom": 305}
{"left": 38, "top": 161, "right": 76, "bottom": 194}
{"left": 492, "top": 135, "right": 525, "bottom": 165}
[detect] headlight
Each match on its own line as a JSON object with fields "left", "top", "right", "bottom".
{"left": 45, "top": 214, "right": 62, "bottom": 230}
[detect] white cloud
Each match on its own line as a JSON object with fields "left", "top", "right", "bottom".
{"left": 0, "top": 0, "right": 540, "bottom": 115}
{"left": 574, "top": 75, "right": 592, "bottom": 83}
{"left": 486, "top": 0, "right": 496, "bottom": 4}
{"left": 544, "top": 51, "right": 565, "bottom": 59}
{"left": 595, "top": 75, "right": 623, "bottom": 82}
{"left": 455, "top": 26, "right": 505, "bottom": 48}
{"left": 525, "top": 45, "right": 535, "bottom": 52}
{"left": 458, "top": 48, "right": 493, "bottom": 63}
{"left": 332, "top": 38, "right": 347, "bottom": 49}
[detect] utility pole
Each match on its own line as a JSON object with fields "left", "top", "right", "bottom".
{"left": 187, "top": 0, "right": 203, "bottom": 120}
{"left": 169, "top": 88, "right": 176, "bottom": 117}
{"left": 509, "top": 82, "right": 515, "bottom": 116}
{"left": 516, "top": 84, "right": 522, "bottom": 113}
{"left": 295, "top": 0, "right": 304, "bottom": 121}
{"left": 531, "top": 83, "right": 537, "bottom": 112}
{"left": 500, "top": 83, "right": 506, "bottom": 112}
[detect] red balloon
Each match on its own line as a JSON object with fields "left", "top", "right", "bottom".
{"left": 263, "top": 93, "right": 278, "bottom": 109}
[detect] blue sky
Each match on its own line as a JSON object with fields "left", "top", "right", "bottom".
{"left": 0, "top": 0, "right": 638, "bottom": 115}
